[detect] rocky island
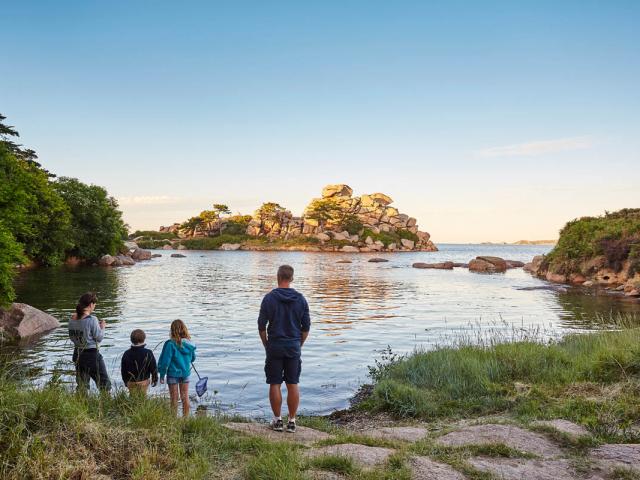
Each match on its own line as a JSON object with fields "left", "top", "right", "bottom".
{"left": 140, "top": 184, "right": 437, "bottom": 253}
{"left": 524, "top": 208, "right": 640, "bottom": 298}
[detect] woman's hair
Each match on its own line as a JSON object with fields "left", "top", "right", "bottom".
{"left": 170, "top": 319, "right": 190, "bottom": 345}
{"left": 75, "top": 292, "right": 98, "bottom": 319}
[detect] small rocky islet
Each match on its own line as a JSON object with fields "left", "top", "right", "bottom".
{"left": 155, "top": 183, "right": 438, "bottom": 253}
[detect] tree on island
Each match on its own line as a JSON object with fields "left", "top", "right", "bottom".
{"left": 199, "top": 203, "right": 231, "bottom": 236}
{"left": 255, "top": 202, "right": 287, "bottom": 235}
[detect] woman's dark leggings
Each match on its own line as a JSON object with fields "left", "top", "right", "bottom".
{"left": 73, "top": 348, "right": 111, "bottom": 392}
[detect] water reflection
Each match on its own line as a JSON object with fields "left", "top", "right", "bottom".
{"left": 7, "top": 245, "right": 640, "bottom": 416}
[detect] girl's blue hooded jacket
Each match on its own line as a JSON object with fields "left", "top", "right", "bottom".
{"left": 158, "top": 338, "right": 196, "bottom": 379}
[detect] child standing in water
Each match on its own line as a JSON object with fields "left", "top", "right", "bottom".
{"left": 68, "top": 292, "right": 111, "bottom": 392}
{"left": 158, "top": 319, "right": 196, "bottom": 416}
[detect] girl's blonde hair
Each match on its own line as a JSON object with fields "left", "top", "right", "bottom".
{"left": 170, "top": 319, "right": 190, "bottom": 345}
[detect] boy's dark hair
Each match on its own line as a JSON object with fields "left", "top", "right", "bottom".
{"left": 277, "top": 264, "right": 294, "bottom": 282}
{"left": 130, "top": 329, "right": 146, "bottom": 345}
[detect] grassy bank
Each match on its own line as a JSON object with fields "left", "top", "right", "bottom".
{"left": 0, "top": 376, "right": 406, "bottom": 479}
{"left": 362, "top": 326, "right": 640, "bottom": 442}
{"left": 2, "top": 327, "right": 639, "bottom": 479}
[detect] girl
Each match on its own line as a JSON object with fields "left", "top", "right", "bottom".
{"left": 68, "top": 292, "right": 111, "bottom": 392}
{"left": 158, "top": 319, "right": 196, "bottom": 416}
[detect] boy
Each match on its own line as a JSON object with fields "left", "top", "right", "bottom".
{"left": 121, "top": 329, "right": 158, "bottom": 395}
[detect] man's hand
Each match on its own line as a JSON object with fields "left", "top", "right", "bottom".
{"left": 99, "top": 319, "right": 106, "bottom": 329}
{"left": 259, "top": 330, "right": 268, "bottom": 348}
{"left": 160, "top": 377, "right": 165, "bottom": 385}
{"left": 301, "top": 331, "right": 309, "bottom": 347}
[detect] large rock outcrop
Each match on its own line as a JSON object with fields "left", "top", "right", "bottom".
{"left": 0, "top": 303, "right": 60, "bottom": 340}
{"left": 160, "top": 183, "right": 438, "bottom": 252}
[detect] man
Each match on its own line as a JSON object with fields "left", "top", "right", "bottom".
{"left": 258, "top": 264, "right": 310, "bottom": 433}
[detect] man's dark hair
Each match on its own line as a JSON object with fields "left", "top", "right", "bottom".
{"left": 130, "top": 329, "right": 146, "bottom": 345}
{"left": 277, "top": 264, "right": 294, "bottom": 282}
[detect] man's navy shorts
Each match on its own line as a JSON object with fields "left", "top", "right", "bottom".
{"left": 265, "top": 342, "right": 301, "bottom": 385}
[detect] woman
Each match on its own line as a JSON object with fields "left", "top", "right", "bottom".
{"left": 158, "top": 319, "right": 196, "bottom": 416}
{"left": 68, "top": 292, "right": 111, "bottom": 392}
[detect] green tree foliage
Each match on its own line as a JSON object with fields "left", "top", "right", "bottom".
{"left": 53, "top": 177, "right": 128, "bottom": 260}
{"left": 305, "top": 198, "right": 341, "bottom": 229}
{"left": 544, "top": 209, "right": 640, "bottom": 274}
{"left": 223, "top": 214, "right": 252, "bottom": 235}
{"left": 255, "top": 202, "right": 287, "bottom": 235}
{"left": 0, "top": 113, "right": 126, "bottom": 305}
{"left": 0, "top": 226, "right": 25, "bottom": 306}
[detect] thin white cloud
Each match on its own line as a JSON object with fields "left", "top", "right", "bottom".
{"left": 477, "top": 136, "right": 593, "bottom": 158}
{"left": 117, "top": 195, "right": 181, "bottom": 206}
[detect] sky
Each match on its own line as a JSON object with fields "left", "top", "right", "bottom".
{"left": 1, "top": 1, "right": 639, "bottom": 242}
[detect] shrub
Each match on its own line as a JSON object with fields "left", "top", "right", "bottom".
{"left": 544, "top": 209, "right": 640, "bottom": 274}
{"left": 223, "top": 215, "right": 252, "bottom": 235}
{"left": 339, "top": 214, "right": 364, "bottom": 235}
{"left": 180, "top": 234, "right": 247, "bottom": 250}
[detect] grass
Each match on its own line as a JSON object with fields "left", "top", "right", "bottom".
{"left": 4, "top": 322, "right": 640, "bottom": 479}
{"left": 362, "top": 324, "right": 640, "bottom": 443}
{"left": 180, "top": 234, "right": 249, "bottom": 250}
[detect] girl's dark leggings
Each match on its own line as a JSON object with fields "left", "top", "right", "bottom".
{"left": 73, "top": 348, "right": 111, "bottom": 392}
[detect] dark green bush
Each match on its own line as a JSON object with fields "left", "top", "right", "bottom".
{"left": 544, "top": 209, "right": 640, "bottom": 274}
{"left": 180, "top": 234, "right": 248, "bottom": 250}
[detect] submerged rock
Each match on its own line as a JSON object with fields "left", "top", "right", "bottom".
{"left": 171, "top": 253, "right": 186, "bottom": 258}
{"left": 413, "top": 262, "right": 454, "bottom": 270}
{"left": 0, "top": 303, "right": 59, "bottom": 340}
{"left": 505, "top": 260, "right": 525, "bottom": 268}
{"left": 368, "top": 258, "right": 389, "bottom": 263}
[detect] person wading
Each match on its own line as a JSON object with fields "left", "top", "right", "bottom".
{"left": 68, "top": 292, "right": 111, "bottom": 392}
{"left": 258, "top": 265, "right": 310, "bottom": 433}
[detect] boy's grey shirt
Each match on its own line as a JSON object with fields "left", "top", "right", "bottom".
{"left": 68, "top": 314, "right": 104, "bottom": 349}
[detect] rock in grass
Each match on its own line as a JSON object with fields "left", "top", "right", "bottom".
{"left": 341, "top": 246, "right": 359, "bottom": 252}
{"left": 468, "top": 457, "right": 582, "bottom": 480}
{"left": 305, "top": 443, "right": 394, "bottom": 469}
{"left": 436, "top": 424, "right": 558, "bottom": 458}
{"left": 532, "top": 419, "right": 590, "bottom": 439}
{"left": 590, "top": 444, "right": 640, "bottom": 470}
{"left": 223, "top": 422, "right": 331, "bottom": 446}
{"left": 368, "top": 426, "right": 428, "bottom": 442}
{"left": 0, "top": 303, "right": 59, "bottom": 340}
{"left": 409, "top": 456, "right": 466, "bottom": 480}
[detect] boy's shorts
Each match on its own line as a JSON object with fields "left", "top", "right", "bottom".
{"left": 265, "top": 343, "right": 301, "bottom": 385}
{"left": 166, "top": 376, "right": 189, "bottom": 385}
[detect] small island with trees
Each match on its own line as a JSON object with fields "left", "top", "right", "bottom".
{"left": 134, "top": 184, "right": 437, "bottom": 254}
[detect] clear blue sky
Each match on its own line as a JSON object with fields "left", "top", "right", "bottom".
{"left": 2, "top": 1, "right": 638, "bottom": 242}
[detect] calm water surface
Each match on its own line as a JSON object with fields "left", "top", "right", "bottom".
{"left": 11, "top": 244, "right": 640, "bottom": 417}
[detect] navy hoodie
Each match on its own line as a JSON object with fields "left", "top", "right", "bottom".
{"left": 258, "top": 288, "right": 310, "bottom": 345}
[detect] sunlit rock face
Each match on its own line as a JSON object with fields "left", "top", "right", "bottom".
{"left": 161, "top": 183, "right": 438, "bottom": 252}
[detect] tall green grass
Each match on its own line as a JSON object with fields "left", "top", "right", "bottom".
{"left": 364, "top": 321, "right": 640, "bottom": 439}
